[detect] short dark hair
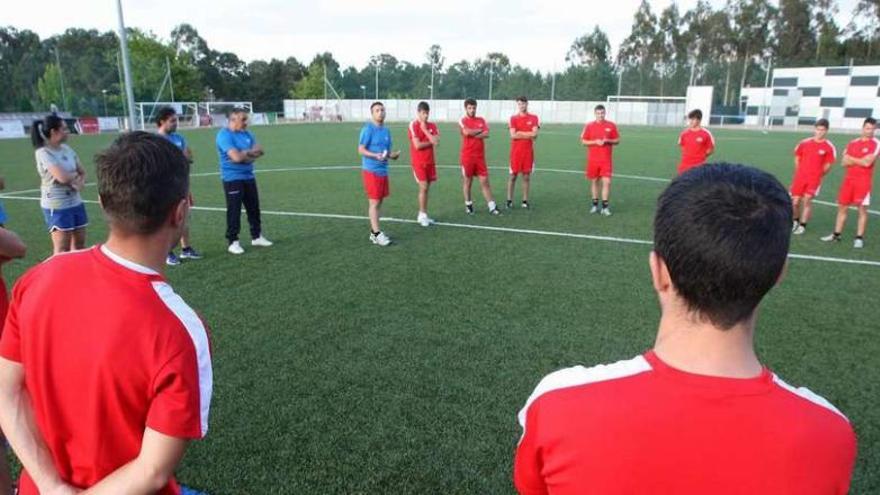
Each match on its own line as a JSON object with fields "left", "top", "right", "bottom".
{"left": 653, "top": 163, "right": 792, "bottom": 329}
{"left": 31, "top": 114, "right": 65, "bottom": 149}
{"left": 865, "top": 117, "right": 877, "bottom": 127}
{"left": 595, "top": 104, "right": 606, "bottom": 111}
{"left": 228, "top": 107, "right": 248, "bottom": 118}
{"left": 464, "top": 98, "right": 477, "bottom": 108}
{"left": 417, "top": 101, "right": 430, "bottom": 113}
{"left": 688, "top": 109, "right": 703, "bottom": 120}
{"left": 155, "top": 106, "right": 177, "bottom": 126}
{"left": 370, "top": 101, "right": 384, "bottom": 110}
{"left": 815, "top": 118, "right": 830, "bottom": 129}
{"left": 516, "top": 96, "right": 528, "bottom": 103}
{"left": 95, "top": 132, "right": 190, "bottom": 235}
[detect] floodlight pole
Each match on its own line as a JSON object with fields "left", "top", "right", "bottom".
{"left": 116, "top": 0, "right": 137, "bottom": 131}
{"left": 430, "top": 63, "right": 435, "bottom": 101}
{"left": 167, "top": 56, "right": 175, "bottom": 102}
{"left": 375, "top": 63, "right": 379, "bottom": 100}
{"left": 54, "top": 48, "right": 68, "bottom": 112}
{"left": 488, "top": 62, "right": 494, "bottom": 100}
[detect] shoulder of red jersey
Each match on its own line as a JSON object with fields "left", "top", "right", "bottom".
{"left": 518, "top": 355, "right": 652, "bottom": 433}
{"left": 702, "top": 128, "right": 715, "bottom": 144}
{"left": 771, "top": 373, "right": 850, "bottom": 423}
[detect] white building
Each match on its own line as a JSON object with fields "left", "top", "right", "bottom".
{"left": 741, "top": 65, "right": 879, "bottom": 131}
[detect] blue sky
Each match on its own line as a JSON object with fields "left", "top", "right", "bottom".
{"left": 5, "top": 0, "right": 862, "bottom": 72}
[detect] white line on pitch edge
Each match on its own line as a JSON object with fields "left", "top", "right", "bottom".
{"left": 1, "top": 195, "right": 875, "bottom": 267}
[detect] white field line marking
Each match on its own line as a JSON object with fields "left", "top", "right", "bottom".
{"left": 1, "top": 195, "right": 878, "bottom": 267}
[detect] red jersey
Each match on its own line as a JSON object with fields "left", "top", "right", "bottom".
{"left": 581, "top": 120, "right": 619, "bottom": 165}
{"left": 843, "top": 137, "right": 880, "bottom": 183}
{"left": 0, "top": 246, "right": 213, "bottom": 495}
{"left": 678, "top": 127, "right": 715, "bottom": 172}
{"left": 794, "top": 138, "right": 837, "bottom": 181}
{"left": 510, "top": 113, "right": 540, "bottom": 155}
{"left": 408, "top": 120, "right": 439, "bottom": 167}
{"left": 460, "top": 115, "right": 489, "bottom": 159}
{"left": 515, "top": 351, "right": 856, "bottom": 495}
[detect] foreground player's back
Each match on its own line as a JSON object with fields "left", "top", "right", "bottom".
{"left": 515, "top": 351, "right": 856, "bottom": 495}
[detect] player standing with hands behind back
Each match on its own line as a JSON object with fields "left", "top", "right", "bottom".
{"left": 508, "top": 96, "right": 540, "bottom": 209}
{"left": 581, "top": 104, "right": 620, "bottom": 216}
{"left": 359, "top": 102, "right": 400, "bottom": 246}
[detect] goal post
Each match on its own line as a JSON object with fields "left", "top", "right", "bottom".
{"left": 606, "top": 95, "right": 687, "bottom": 126}
{"left": 135, "top": 102, "right": 198, "bottom": 131}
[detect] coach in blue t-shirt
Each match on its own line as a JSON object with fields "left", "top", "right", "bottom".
{"left": 216, "top": 108, "right": 272, "bottom": 254}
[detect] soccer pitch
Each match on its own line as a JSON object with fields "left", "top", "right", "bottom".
{"left": 0, "top": 122, "right": 878, "bottom": 493}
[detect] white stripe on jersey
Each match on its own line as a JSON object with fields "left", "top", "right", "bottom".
{"left": 152, "top": 282, "right": 214, "bottom": 437}
{"left": 772, "top": 374, "right": 849, "bottom": 421}
{"left": 517, "top": 355, "right": 652, "bottom": 439}
{"left": 703, "top": 128, "right": 716, "bottom": 146}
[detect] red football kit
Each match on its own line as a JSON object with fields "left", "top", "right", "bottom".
{"left": 678, "top": 127, "right": 715, "bottom": 174}
{"left": 460, "top": 115, "right": 489, "bottom": 178}
{"left": 0, "top": 246, "right": 213, "bottom": 494}
{"left": 408, "top": 120, "right": 439, "bottom": 183}
{"left": 581, "top": 120, "right": 620, "bottom": 179}
{"left": 515, "top": 351, "right": 856, "bottom": 495}
{"left": 838, "top": 137, "right": 880, "bottom": 206}
{"left": 510, "top": 113, "right": 540, "bottom": 175}
{"left": 791, "top": 138, "right": 836, "bottom": 197}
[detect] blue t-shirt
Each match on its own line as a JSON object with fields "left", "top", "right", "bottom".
{"left": 216, "top": 128, "right": 256, "bottom": 182}
{"left": 359, "top": 123, "right": 391, "bottom": 176}
{"left": 162, "top": 132, "right": 187, "bottom": 151}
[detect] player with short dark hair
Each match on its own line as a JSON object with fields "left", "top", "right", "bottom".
{"left": 822, "top": 117, "right": 879, "bottom": 248}
{"left": 408, "top": 101, "right": 440, "bottom": 226}
{"left": 507, "top": 96, "right": 540, "bottom": 209}
{"left": 459, "top": 98, "right": 500, "bottom": 215}
{"left": 217, "top": 108, "right": 273, "bottom": 255}
{"left": 677, "top": 109, "right": 715, "bottom": 175}
{"left": 515, "top": 163, "right": 856, "bottom": 495}
{"left": 0, "top": 131, "right": 213, "bottom": 494}
{"left": 156, "top": 106, "right": 202, "bottom": 265}
{"left": 581, "top": 104, "right": 620, "bottom": 216}
{"left": 358, "top": 102, "right": 400, "bottom": 246}
{"left": 790, "top": 118, "right": 836, "bottom": 235}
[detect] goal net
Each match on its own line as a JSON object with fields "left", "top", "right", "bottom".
{"left": 135, "top": 102, "right": 198, "bottom": 131}
{"left": 198, "top": 101, "right": 254, "bottom": 127}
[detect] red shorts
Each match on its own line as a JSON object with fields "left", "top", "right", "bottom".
{"left": 461, "top": 156, "right": 488, "bottom": 178}
{"left": 586, "top": 161, "right": 613, "bottom": 179}
{"left": 362, "top": 170, "right": 389, "bottom": 200}
{"left": 412, "top": 162, "right": 437, "bottom": 183}
{"left": 837, "top": 177, "right": 872, "bottom": 206}
{"left": 677, "top": 161, "right": 704, "bottom": 175}
{"left": 510, "top": 151, "right": 534, "bottom": 175}
{"left": 790, "top": 175, "right": 822, "bottom": 198}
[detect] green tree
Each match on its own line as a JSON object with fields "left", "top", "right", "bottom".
{"left": 36, "top": 63, "right": 64, "bottom": 111}
{"left": 775, "top": 0, "right": 817, "bottom": 65}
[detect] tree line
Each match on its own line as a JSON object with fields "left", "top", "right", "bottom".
{"left": 1, "top": 0, "right": 878, "bottom": 116}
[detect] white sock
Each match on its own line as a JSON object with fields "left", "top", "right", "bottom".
{"left": 487, "top": 200, "right": 496, "bottom": 211}
{"left": 466, "top": 200, "right": 474, "bottom": 206}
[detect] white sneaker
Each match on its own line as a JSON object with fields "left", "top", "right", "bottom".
{"left": 792, "top": 220, "right": 799, "bottom": 232}
{"left": 370, "top": 231, "right": 392, "bottom": 246}
{"left": 590, "top": 205, "right": 599, "bottom": 214}
{"left": 854, "top": 238, "right": 865, "bottom": 249}
{"left": 793, "top": 225, "right": 805, "bottom": 235}
{"left": 251, "top": 236, "right": 273, "bottom": 247}
{"left": 417, "top": 213, "right": 435, "bottom": 227}
{"left": 227, "top": 241, "right": 245, "bottom": 255}
{"left": 820, "top": 233, "right": 840, "bottom": 242}
{"left": 601, "top": 208, "right": 612, "bottom": 217}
